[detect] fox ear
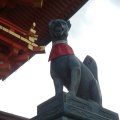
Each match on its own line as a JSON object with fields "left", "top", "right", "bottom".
{"left": 67, "top": 20, "right": 71, "bottom": 30}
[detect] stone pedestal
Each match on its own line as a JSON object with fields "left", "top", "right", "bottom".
{"left": 31, "top": 92, "right": 119, "bottom": 120}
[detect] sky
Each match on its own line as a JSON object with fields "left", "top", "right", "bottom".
{"left": 0, "top": 0, "right": 120, "bottom": 118}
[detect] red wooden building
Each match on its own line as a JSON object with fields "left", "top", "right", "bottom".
{"left": 0, "top": 0, "right": 88, "bottom": 80}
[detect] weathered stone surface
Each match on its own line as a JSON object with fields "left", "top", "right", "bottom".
{"left": 31, "top": 92, "right": 119, "bottom": 120}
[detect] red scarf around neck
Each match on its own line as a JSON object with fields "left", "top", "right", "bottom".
{"left": 49, "top": 43, "right": 74, "bottom": 61}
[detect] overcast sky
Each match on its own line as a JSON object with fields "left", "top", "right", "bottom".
{"left": 0, "top": 0, "right": 120, "bottom": 118}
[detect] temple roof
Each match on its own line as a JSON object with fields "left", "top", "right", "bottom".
{"left": 0, "top": 111, "right": 29, "bottom": 120}
{"left": 0, "top": 0, "right": 88, "bottom": 80}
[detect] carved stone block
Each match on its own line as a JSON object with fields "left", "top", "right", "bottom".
{"left": 31, "top": 92, "right": 119, "bottom": 120}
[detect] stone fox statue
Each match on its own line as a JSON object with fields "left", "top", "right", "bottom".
{"left": 48, "top": 19, "right": 102, "bottom": 105}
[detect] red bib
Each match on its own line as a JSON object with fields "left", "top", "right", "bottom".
{"left": 49, "top": 43, "right": 74, "bottom": 61}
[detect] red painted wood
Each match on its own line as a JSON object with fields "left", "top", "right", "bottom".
{"left": 0, "top": 63, "right": 11, "bottom": 70}
{"left": 0, "top": 17, "right": 28, "bottom": 36}
{"left": 14, "top": 54, "right": 30, "bottom": 62}
{"left": 0, "top": 35, "right": 29, "bottom": 52}
{"left": 0, "top": 0, "right": 88, "bottom": 80}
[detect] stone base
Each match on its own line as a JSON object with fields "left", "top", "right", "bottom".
{"left": 31, "top": 92, "right": 119, "bottom": 120}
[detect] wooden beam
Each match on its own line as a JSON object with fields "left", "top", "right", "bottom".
{"left": 0, "top": 17, "right": 27, "bottom": 36}
{"left": 0, "top": 34, "right": 29, "bottom": 52}
{"left": 0, "top": 63, "right": 11, "bottom": 71}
